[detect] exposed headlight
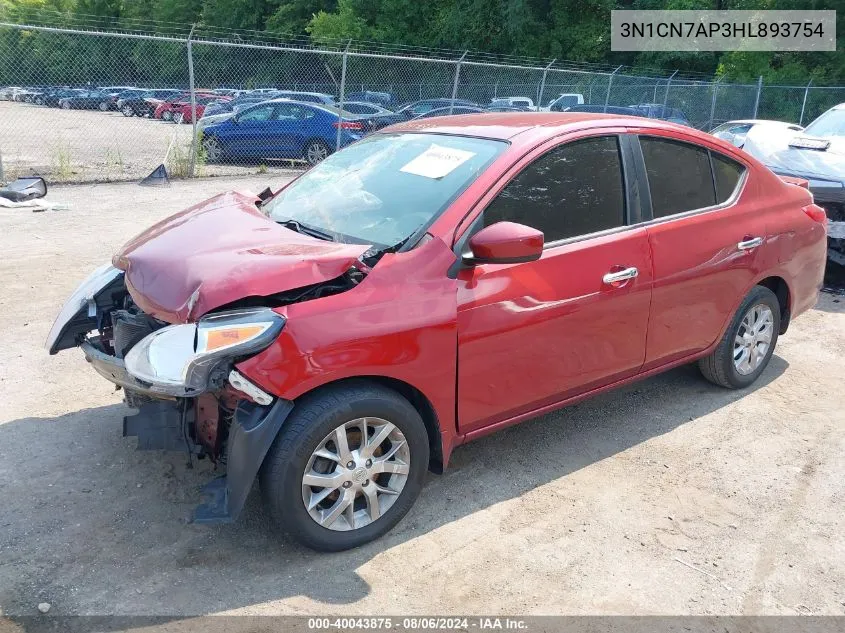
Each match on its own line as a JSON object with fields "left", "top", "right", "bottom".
{"left": 124, "top": 308, "right": 284, "bottom": 396}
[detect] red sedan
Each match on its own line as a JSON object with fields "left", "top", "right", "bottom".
{"left": 47, "top": 113, "right": 827, "bottom": 551}
{"left": 153, "top": 93, "right": 224, "bottom": 121}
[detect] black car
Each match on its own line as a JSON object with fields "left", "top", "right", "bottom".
{"left": 38, "top": 88, "right": 85, "bottom": 107}
{"left": 629, "top": 103, "right": 690, "bottom": 126}
{"left": 58, "top": 90, "right": 113, "bottom": 110}
{"left": 340, "top": 101, "right": 403, "bottom": 130}
{"left": 395, "top": 98, "right": 479, "bottom": 119}
{"left": 118, "top": 89, "right": 181, "bottom": 117}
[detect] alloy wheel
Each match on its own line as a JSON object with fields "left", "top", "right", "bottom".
{"left": 733, "top": 303, "right": 774, "bottom": 375}
{"left": 301, "top": 417, "right": 410, "bottom": 531}
{"left": 306, "top": 141, "right": 328, "bottom": 165}
{"left": 99, "top": 101, "right": 108, "bottom": 111}
{"left": 203, "top": 138, "right": 222, "bottom": 162}
{"left": 122, "top": 106, "right": 134, "bottom": 117}
{"left": 162, "top": 111, "right": 172, "bottom": 121}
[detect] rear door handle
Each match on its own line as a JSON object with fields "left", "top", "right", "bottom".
{"left": 737, "top": 237, "right": 763, "bottom": 250}
{"left": 602, "top": 267, "right": 639, "bottom": 285}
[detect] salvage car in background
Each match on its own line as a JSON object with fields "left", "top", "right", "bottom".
{"left": 742, "top": 103, "right": 845, "bottom": 269}
{"left": 58, "top": 90, "right": 113, "bottom": 110}
{"left": 201, "top": 100, "right": 366, "bottom": 164}
{"left": 119, "top": 89, "right": 182, "bottom": 117}
{"left": 48, "top": 112, "right": 827, "bottom": 551}
{"left": 710, "top": 119, "right": 804, "bottom": 149}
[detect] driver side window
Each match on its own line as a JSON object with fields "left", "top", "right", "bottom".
{"left": 238, "top": 105, "right": 275, "bottom": 122}
{"left": 483, "top": 135, "right": 626, "bottom": 244}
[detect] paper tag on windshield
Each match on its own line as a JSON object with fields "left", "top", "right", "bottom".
{"left": 400, "top": 144, "right": 476, "bottom": 179}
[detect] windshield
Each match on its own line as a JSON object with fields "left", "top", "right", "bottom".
{"left": 804, "top": 109, "right": 845, "bottom": 138}
{"left": 265, "top": 133, "right": 507, "bottom": 247}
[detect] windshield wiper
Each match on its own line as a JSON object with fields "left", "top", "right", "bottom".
{"left": 276, "top": 218, "right": 334, "bottom": 241}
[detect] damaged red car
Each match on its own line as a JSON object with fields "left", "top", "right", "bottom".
{"left": 47, "top": 113, "right": 827, "bottom": 551}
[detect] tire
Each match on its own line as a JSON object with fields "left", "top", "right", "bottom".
{"left": 98, "top": 101, "right": 109, "bottom": 111}
{"left": 121, "top": 105, "right": 134, "bottom": 117}
{"left": 173, "top": 112, "right": 184, "bottom": 124}
{"left": 161, "top": 110, "right": 172, "bottom": 121}
{"left": 34, "top": 97, "right": 43, "bottom": 105}
{"left": 259, "top": 381, "right": 429, "bottom": 551}
{"left": 61, "top": 101, "right": 71, "bottom": 109}
{"left": 202, "top": 136, "right": 223, "bottom": 163}
{"left": 698, "top": 285, "right": 780, "bottom": 389}
{"left": 303, "top": 139, "right": 330, "bottom": 166}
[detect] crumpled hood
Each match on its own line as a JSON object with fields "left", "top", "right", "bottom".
{"left": 113, "top": 190, "right": 370, "bottom": 323}
{"left": 743, "top": 125, "right": 845, "bottom": 183}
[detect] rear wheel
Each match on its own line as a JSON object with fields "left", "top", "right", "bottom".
{"left": 259, "top": 381, "right": 429, "bottom": 551}
{"left": 98, "top": 101, "right": 109, "bottom": 111}
{"left": 34, "top": 96, "right": 43, "bottom": 105}
{"left": 699, "top": 285, "right": 780, "bottom": 389}
{"left": 61, "top": 101, "right": 71, "bottom": 110}
{"left": 121, "top": 105, "right": 134, "bottom": 117}
{"left": 173, "top": 112, "right": 184, "bottom": 124}
{"left": 161, "top": 110, "right": 172, "bottom": 121}
{"left": 304, "top": 139, "right": 330, "bottom": 166}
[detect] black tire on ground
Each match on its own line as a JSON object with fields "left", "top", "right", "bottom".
{"left": 34, "top": 97, "right": 43, "bottom": 105}
{"left": 161, "top": 110, "right": 172, "bottom": 121}
{"left": 259, "top": 380, "right": 430, "bottom": 551}
{"left": 98, "top": 101, "right": 109, "bottom": 111}
{"left": 698, "top": 285, "right": 781, "bottom": 389}
{"left": 122, "top": 105, "right": 134, "bottom": 117}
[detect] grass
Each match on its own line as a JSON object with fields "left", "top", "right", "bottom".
{"left": 166, "top": 131, "right": 207, "bottom": 179}
{"left": 49, "top": 142, "right": 74, "bottom": 182}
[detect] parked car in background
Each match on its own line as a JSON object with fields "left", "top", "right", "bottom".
{"left": 710, "top": 119, "right": 804, "bottom": 149}
{"left": 489, "top": 96, "right": 534, "bottom": 110}
{"left": 118, "top": 89, "right": 182, "bottom": 117}
{"left": 486, "top": 105, "right": 529, "bottom": 112}
{"left": 742, "top": 103, "right": 845, "bottom": 269}
{"left": 59, "top": 90, "right": 113, "bottom": 110}
{"left": 346, "top": 90, "right": 394, "bottom": 107}
{"left": 48, "top": 113, "right": 826, "bottom": 551}
{"left": 564, "top": 105, "right": 644, "bottom": 116}
{"left": 413, "top": 106, "right": 486, "bottom": 119}
{"left": 340, "top": 101, "right": 403, "bottom": 130}
{"left": 12, "top": 87, "right": 40, "bottom": 102}
{"left": 0, "top": 86, "right": 23, "bottom": 100}
{"left": 154, "top": 93, "right": 218, "bottom": 120}
{"left": 97, "top": 86, "right": 141, "bottom": 111}
{"left": 203, "top": 92, "right": 283, "bottom": 118}
{"left": 40, "top": 88, "right": 85, "bottom": 107}
{"left": 543, "top": 93, "right": 585, "bottom": 111}
{"left": 395, "top": 98, "right": 479, "bottom": 119}
{"left": 201, "top": 100, "right": 365, "bottom": 165}
{"left": 274, "top": 91, "right": 336, "bottom": 105}
{"left": 630, "top": 103, "right": 690, "bottom": 126}
{"left": 172, "top": 95, "right": 232, "bottom": 124}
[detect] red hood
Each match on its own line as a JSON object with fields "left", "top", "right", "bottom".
{"left": 113, "top": 191, "right": 370, "bottom": 323}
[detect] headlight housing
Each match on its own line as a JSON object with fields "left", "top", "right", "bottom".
{"left": 124, "top": 307, "right": 284, "bottom": 396}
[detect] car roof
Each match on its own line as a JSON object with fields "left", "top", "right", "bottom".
{"left": 388, "top": 112, "right": 709, "bottom": 147}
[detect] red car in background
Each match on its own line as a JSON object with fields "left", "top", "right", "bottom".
{"left": 47, "top": 113, "right": 827, "bottom": 552}
{"left": 171, "top": 95, "right": 232, "bottom": 124}
{"left": 153, "top": 93, "right": 224, "bottom": 121}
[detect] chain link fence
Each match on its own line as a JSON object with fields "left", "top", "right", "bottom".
{"left": 0, "top": 20, "right": 842, "bottom": 184}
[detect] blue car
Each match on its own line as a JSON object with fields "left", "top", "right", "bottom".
{"left": 201, "top": 100, "right": 365, "bottom": 165}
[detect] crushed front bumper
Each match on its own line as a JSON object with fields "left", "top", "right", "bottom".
{"left": 81, "top": 336, "right": 170, "bottom": 400}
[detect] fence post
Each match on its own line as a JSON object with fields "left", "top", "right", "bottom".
{"left": 708, "top": 77, "right": 721, "bottom": 129}
{"left": 799, "top": 79, "right": 812, "bottom": 125}
{"left": 752, "top": 75, "right": 763, "bottom": 119}
{"left": 662, "top": 70, "right": 677, "bottom": 107}
{"left": 335, "top": 40, "right": 351, "bottom": 152}
{"left": 604, "top": 66, "right": 622, "bottom": 113}
{"left": 449, "top": 51, "right": 468, "bottom": 114}
{"left": 186, "top": 24, "right": 197, "bottom": 178}
{"left": 0, "top": 146, "right": 4, "bottom": 183}
{"left": 537, "top": 59, "right": 556, "bottom": 110}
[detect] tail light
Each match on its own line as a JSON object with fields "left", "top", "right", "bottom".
{"left": 803, "top": 204, "right": 828, "bottom": 225}
{"left": 332, "top": 120, "right": 364, "bottom": 130}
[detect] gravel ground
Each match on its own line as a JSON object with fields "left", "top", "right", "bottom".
{"left": 0, "top": 102, "right": 306, "bottom": 183}
{"left": 0, "top": 176, "right": 844, "bottom": 617}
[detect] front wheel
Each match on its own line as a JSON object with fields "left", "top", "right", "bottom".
{"left": 202, "top": 136, "right": 223, "bottom": 162}
{"left": 304, "top": 139, "right": 330, "bottom": 166}
{"left": 61, "top": 101, "right": 71, "bottom": 110}
{"left": 161, "top": 110, "right": 172, "bottom": 121}
{"left": 699, "top": 285, "right": 780, "bottom": 389}
{"left": 98, "top": 101, "right": 109, "bottom": 111}
{"left": 259, "top": 381, "right": 429, "bottom": 551}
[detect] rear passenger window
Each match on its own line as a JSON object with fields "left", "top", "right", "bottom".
{"left": 640, "top": 137, "right": 715, "bottom": 217}
{"left": 711, "top": 153, "right": 745, "bottom": 203}
{"left": 483, "top": 136, "right": 625, "bottom": 243}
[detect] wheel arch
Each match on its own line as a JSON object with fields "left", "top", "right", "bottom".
{"left": 755, "top": 275, "right": 792, "bottom": 334}
{"left": 291, "top": 375, "right": 445, "bottom": 474}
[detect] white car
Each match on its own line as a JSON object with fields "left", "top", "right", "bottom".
{"left": 710, "top": 119, "right": 804, "bottom": 149}
{"left": 541, "top": 93, "right": 585, "bottom": 112}
{"left": 489, "top": 96, "right": 535, "bottom": 110}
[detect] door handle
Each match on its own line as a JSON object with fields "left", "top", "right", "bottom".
{"left": 602, "top": 267, "right": 639, "bottom": 285}
{"left": 737, "top": 237, "right": 763, "bottom": 251}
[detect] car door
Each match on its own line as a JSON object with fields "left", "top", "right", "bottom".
{"left": 455, "top": 132, "right": 653, "bottom": 435}
{"left": 633, "top": 131, "right": 765, "bottom": 369}
{"left": 269, "top": 103, "right": 322, "bottom": 158}
{"left": 224, "top": 103, "right": 278, "bottom": 157}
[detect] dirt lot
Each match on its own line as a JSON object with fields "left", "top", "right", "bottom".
{"left": 0, "top": 102, "right": 305, "bottom": 183}
{"left": 0, "top": 176, "right": 844, "bottom": 617}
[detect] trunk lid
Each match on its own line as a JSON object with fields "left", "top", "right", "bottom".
{"left": 113, "top": 190, "right": 370, "bottom": 323}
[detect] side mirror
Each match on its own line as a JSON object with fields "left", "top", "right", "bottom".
{"left": 0, "top": 176, "right": 48, "bottom": 202}
{"left": 463, "top": 221, "right": 544, "bottom": 265}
